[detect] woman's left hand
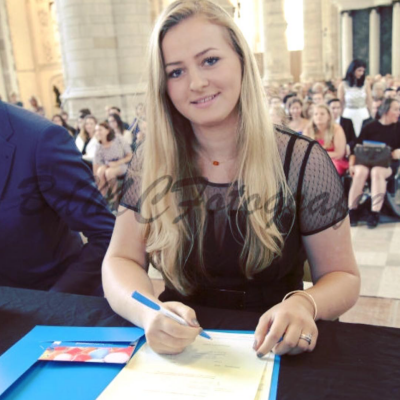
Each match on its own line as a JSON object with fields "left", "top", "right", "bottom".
{"left": 253, "top": 295, "right": 318, "bottom": 357}
{"left": 108, "top": 161, "right": 119, "bottom": 168}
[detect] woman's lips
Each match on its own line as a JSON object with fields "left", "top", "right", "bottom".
{"left": 191, "top": 93, "right": 220, "bottom": 108}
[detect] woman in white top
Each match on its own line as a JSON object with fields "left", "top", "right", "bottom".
{"left": 75, "top": 115, "right": 99, "bottom": 164}
{"left": 338, "top": 59, "right": 372, "bottom": 137}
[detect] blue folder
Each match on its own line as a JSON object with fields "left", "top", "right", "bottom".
{"left": 0, "top": 326, "right": 280, "bottom": 400}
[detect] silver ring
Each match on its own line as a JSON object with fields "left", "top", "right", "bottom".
{"left": 299, "top": 333, "right": 312, "bottom": 345}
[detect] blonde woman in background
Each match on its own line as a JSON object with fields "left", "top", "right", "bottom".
{"left": 304, "top": 104, "right": 348, "bottom": 176}
{"left": 103, "top": 0, "right": 359, "bottom": 357}
{"left": 75, "top": 115, "right": 99, "bottom": 165}
{"left": 269, "top": 104, "right": 288, "bottom": 126}
{"left": 288, "top": 97, "right": 308, "bottom": 134}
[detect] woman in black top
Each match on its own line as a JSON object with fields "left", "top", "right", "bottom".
{"left": 348, "top": 98, "right": 400, "bottom": 228}
{"left": 102, "top": 0, "right": 360, "bottom": 358}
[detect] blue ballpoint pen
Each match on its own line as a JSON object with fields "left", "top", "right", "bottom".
{"left": 132, "top": 291, "right": 212, "bottom": 340}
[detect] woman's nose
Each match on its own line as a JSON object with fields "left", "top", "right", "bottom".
{"left": 189, "top": 69, "right": 208, "bottom": 91}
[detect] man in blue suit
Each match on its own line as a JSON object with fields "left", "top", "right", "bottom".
{"left": 0, "top": 101, "right": 115, "bottom": 295}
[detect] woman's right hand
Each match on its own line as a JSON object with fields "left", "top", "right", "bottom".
{"left": 349, "top": 165, "right": 355, "bottom": 177}
{"left": 143, "top": 301, "right": 202, "bottom": 354}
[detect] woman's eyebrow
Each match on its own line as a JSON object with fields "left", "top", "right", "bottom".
{"left": 165, "top": 47, "right": 218, "bottom": 68}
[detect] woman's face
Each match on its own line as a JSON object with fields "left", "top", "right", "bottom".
{"left": 289, "top": 102, "right": 302, "bottom": 119}
{"left": 52, "top": 116, "right": 63, "bottom": 126}
{"left": 108, "top": 116, "right": 118, "bottom": 131}
{"left": 374, "top": 86, "right": 384, "bottom": 98}
{"left": 85, "top": 118, "right": 96, "bottom": 137}
{"left": 306, "top": 104, "right": 314, "bottom": 119}
{"left": 385, "top": 101, "right": 400, "bottom": 124}
{"left": 95, "top": 125, "right": 109, "bottom": 143}
{"left": 269, "top": 108, "right": 283, "bottom": 125}
{"left": 354, "top": 67, "right": 365, "bottom": 80}
{"left": 313, "top": 107, "right": 330, "bottom": 127}
{"left": 162, "top": 16, "right": 242, "bottom": 132}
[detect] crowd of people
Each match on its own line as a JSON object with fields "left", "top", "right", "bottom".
{"left": 265, "top": 59, "right": 400, "bottom": 228}
{"left": 5, "top": 92, "right": 147, "bottom": 208}
{"left": 0, "top": 0, "right": 399, "bottom": 360}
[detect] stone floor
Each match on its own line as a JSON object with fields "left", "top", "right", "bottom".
{"left": 340, "top": 220, "right": 400, "bottom": 328}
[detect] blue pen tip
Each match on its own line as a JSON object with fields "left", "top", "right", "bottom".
{"left": 200, "top": 330, "right": 212, "bottom": 340}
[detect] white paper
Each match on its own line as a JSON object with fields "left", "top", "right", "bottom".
{"left": 97, "top": 331, "right": 275, "bottom": 400}
{"left": 255, "top": 352, "right": 276, "bottom": 400}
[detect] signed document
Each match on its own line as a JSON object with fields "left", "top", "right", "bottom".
{"left": 97, "top": 332, "right": 276, "bottom": 400}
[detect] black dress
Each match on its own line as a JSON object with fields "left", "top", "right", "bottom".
{"left": 120, "top": 126, "right": 348, "bottom": 313}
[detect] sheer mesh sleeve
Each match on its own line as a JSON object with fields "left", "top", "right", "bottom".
{"left": 119, "top": 152, "right": 142, "bottom": 212}
{"left": 299, "top": 142, "right": 348, "bottom": 235}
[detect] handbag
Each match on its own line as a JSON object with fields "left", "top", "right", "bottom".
{"left": 354, "top": 144, "right": 392, "bottom": 168}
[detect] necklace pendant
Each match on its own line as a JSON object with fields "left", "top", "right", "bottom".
{"left": 212, "top": 161, "right": 220, "bottom": 166}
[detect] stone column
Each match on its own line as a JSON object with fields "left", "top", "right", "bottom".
{"left": 321, "top": 1, "right": 340, "bottom": 81}
{"left": 341, "top": 11, "right": 353, "bottom": 77}
{"left": 369, "top": 8, "right": 380, "bottom": 77}
{"left": 0, "top": 0, "right": 19, "bottom": 100}
{"left": 301, "top": 0, "right": 324, "bottom": 82}
{"left": 55, "top": 0, "right": 151, "bottom": 122}
{"left": 262, "top": 0, "right": 292, "bottom": 84}
{"left": 392, "top": 1, "right": 400, "bottom": 78}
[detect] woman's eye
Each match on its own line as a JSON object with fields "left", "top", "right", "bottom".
{"left": 168, "top": 69, "right": 183, "bottom": 79}
{"left": 204, "top": 57, "right": 219, "bottom": 66}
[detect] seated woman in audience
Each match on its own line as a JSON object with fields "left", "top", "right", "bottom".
{"left": 348, "top": 98, "right": 400, "bottom": 228}
{"left": 303, "top": 100, "right": 314, "bottom": 120}
{"left": 268, "top": 95, "right": 283, "bottom": 108}
{"left": 108, "top": 113, "right": 132, "bottom": 146}
{"left": 93, "top": 122, "right": 133, "bottom": 202}
{"left": 103, "top": 0, "right": 359, "bottom": 357}
{"left": 269, "top": 104, "right": 288, "bottom": 126}
{"left": 52, "top": 114, "right": 74, "bottom": 137}
{"left": 75, "top": 115, "right": 99, "bottom": 165}
{"left": 288, "top": 97, "right": 308, "bottom": 134}
{"left": 29, "top": 96, "right": 45, "bottom": 117}
{"left": 304, "top": 104, "right": 348, "bottom": 176}
{"left": 292, "top": 83, "right": 305, "bottom": 100}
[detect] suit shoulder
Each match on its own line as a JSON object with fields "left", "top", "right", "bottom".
{"left": 2, "top": 102, "right": 53, "bottom": 136}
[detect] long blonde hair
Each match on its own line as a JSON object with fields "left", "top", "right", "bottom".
{"left": 79, "top": 115, "right": 97, "bottom": 142}
{"left": 306, "top": 103, "right": 335, "bottom": 149}
{"left": 140, "top": 0, "right": 293, "bottom": 294}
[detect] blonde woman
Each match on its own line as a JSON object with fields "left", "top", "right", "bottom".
{"left": 288, "top": 97, "right": 308, "bottom": 134}
{"left": 304, "top": 104, "right": 348, "bottom": 176}
{"left": 103, "top": 0, "right": 359, "bottom": 357}
{"left": 269, "top": 104, "right": 288, "bottom": 126}
{"left": 75, "top": 115, "right": 99, "bottom": 164}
